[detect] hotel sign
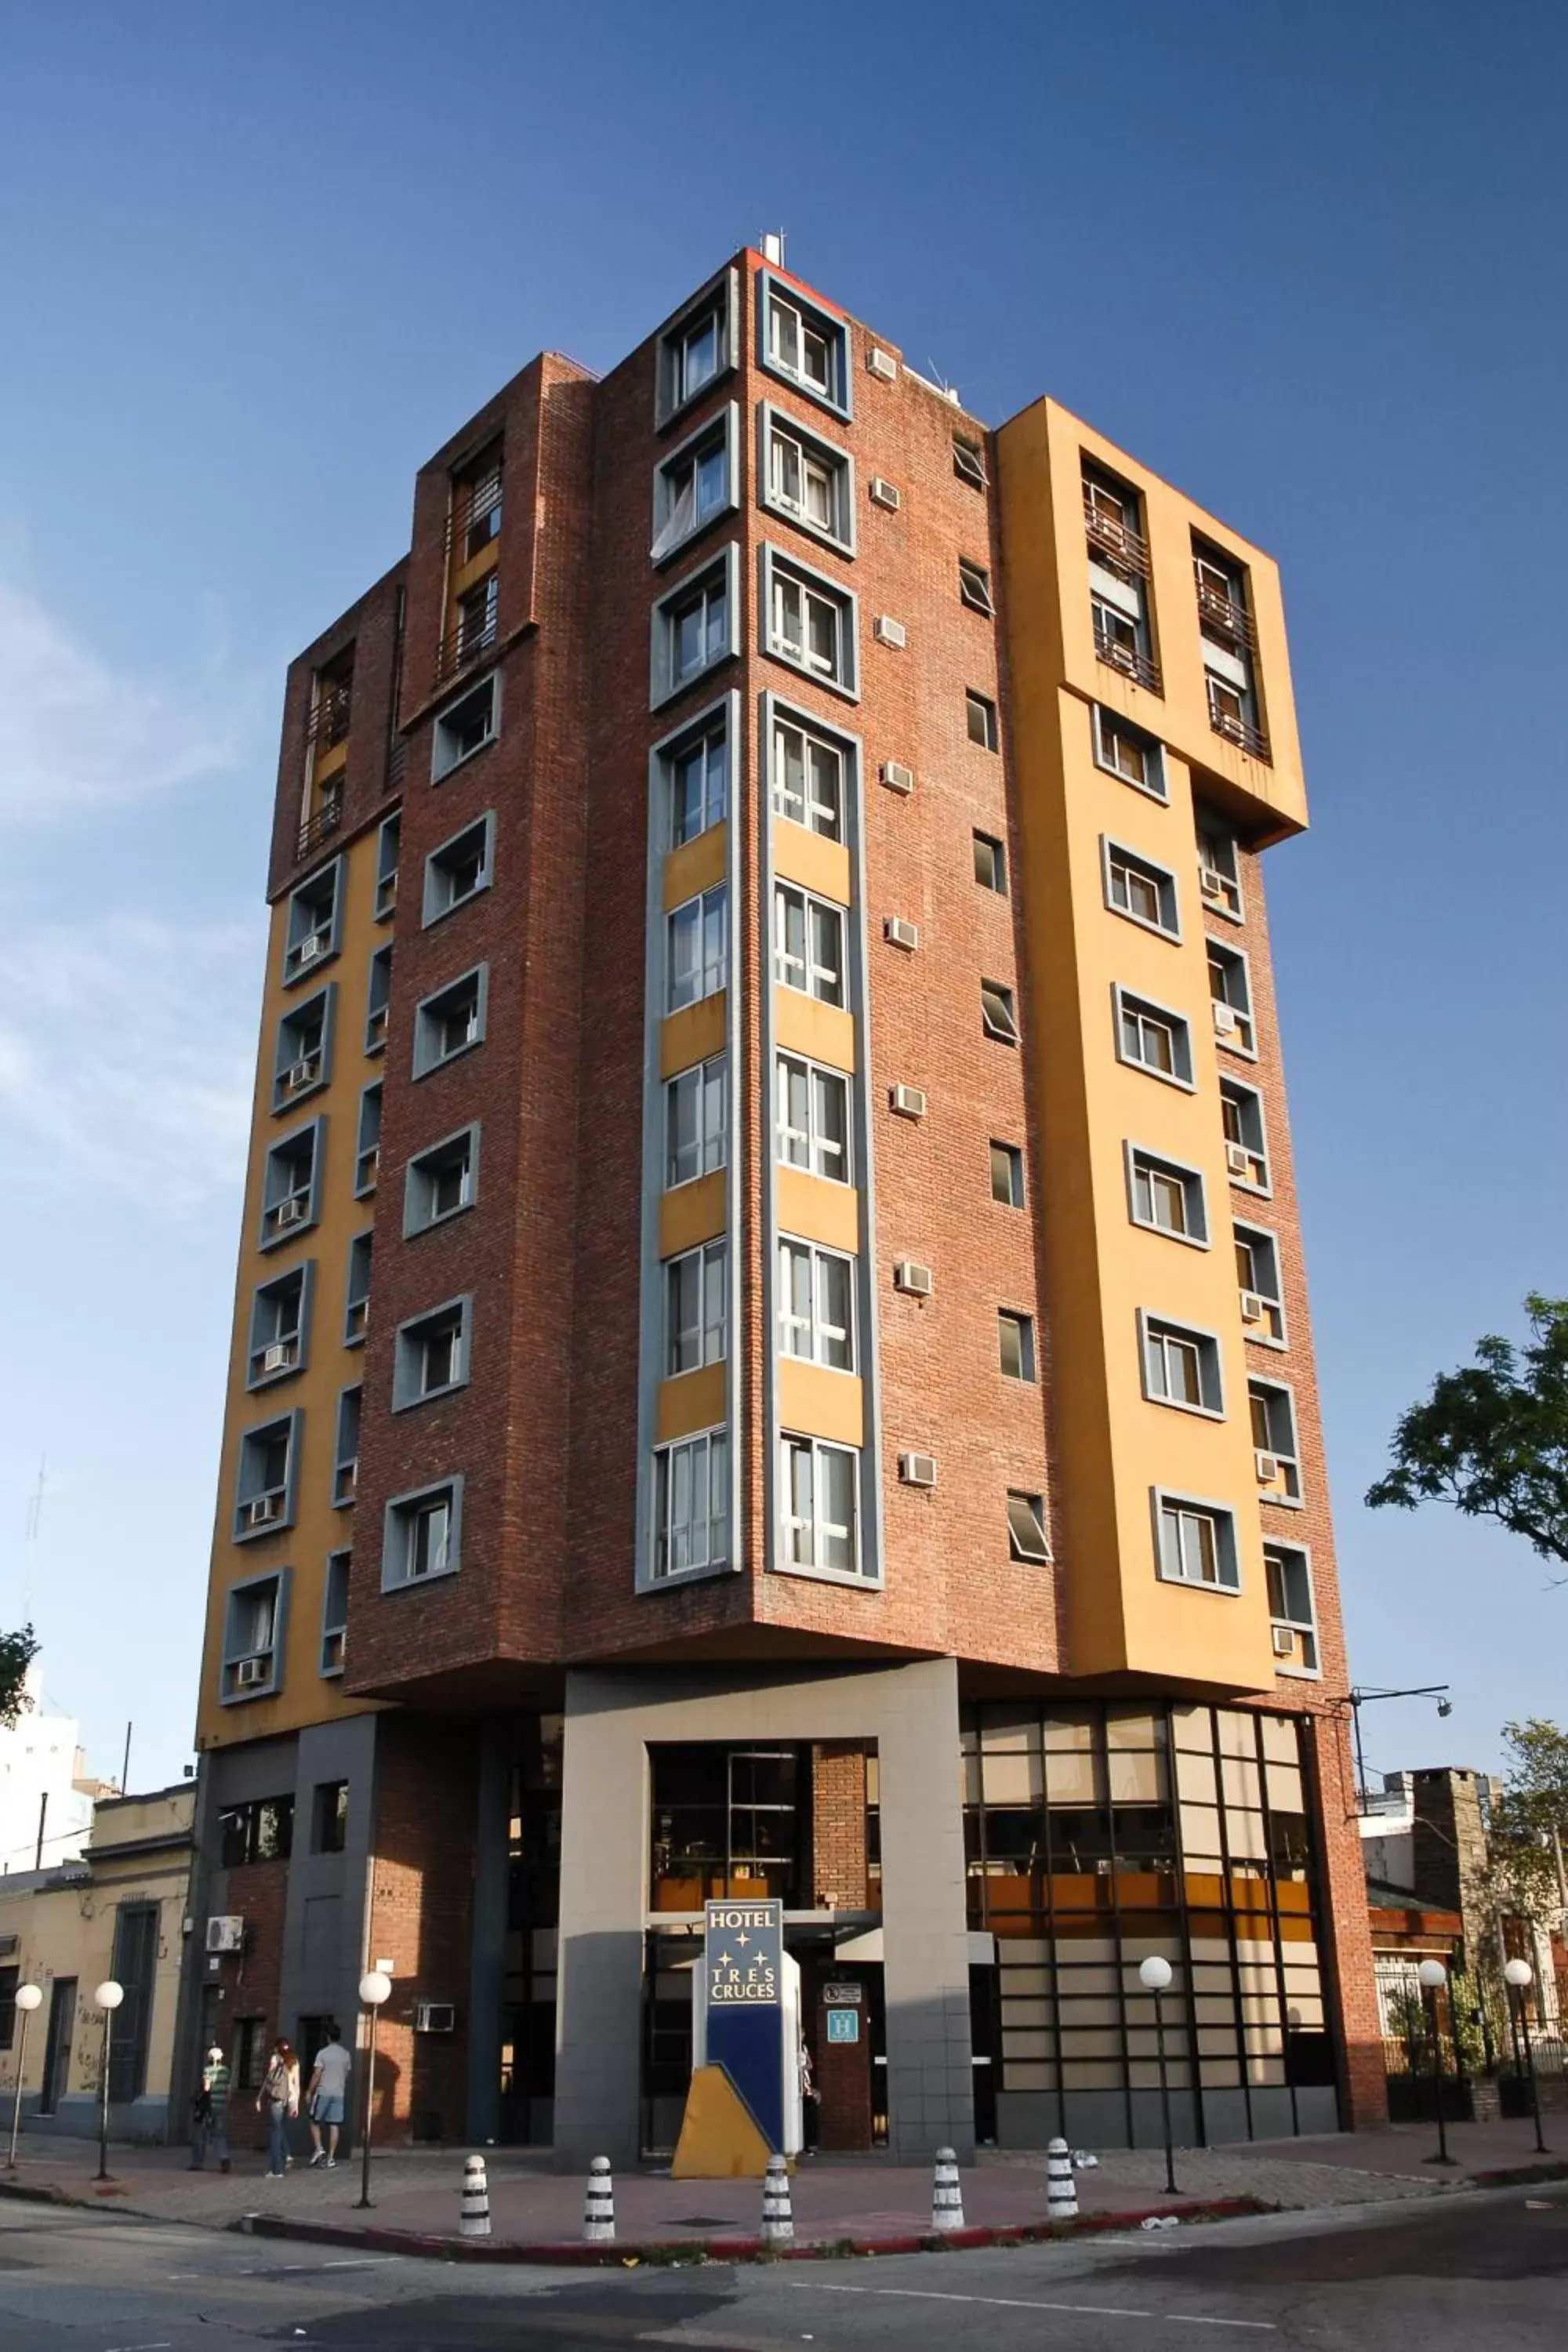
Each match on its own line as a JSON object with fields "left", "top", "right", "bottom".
{"left": 703, "top": 1900, "right": 782, "bottom": 2005}
{"left": 702, "top": 1898, "right": 786, "bottom": 2150}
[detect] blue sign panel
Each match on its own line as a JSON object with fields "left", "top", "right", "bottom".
{"left": 826, "top": 2006, "right": 859, "bottom": 2045}
{"left": 703, "top": 1898, "right": 785, "bottom": 2151}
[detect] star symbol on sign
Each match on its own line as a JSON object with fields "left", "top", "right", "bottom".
{"left": 735, "top": 1933, "right": 750, "bottom": 1948}
{"left": 716, "top": 1952, "right": 732, "bottom": 1968}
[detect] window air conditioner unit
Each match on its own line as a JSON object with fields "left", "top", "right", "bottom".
{"left": 869, "top": 476, "right": 902, "bottom": 510}
{"left": 884, "top": 916, "right": 919, "bottom": 951}
{"left": 1254, "top": 1450, "right": 1279, "bottom": 1483}
{"left": 285, "top": 1057, "right": 318, "bottom": 1091}
{"left": 261, "top": 1341, "right": 296, "bottom": 1374}
{"left": 234, "top": 1655, "right": 270, "bottom": 1690}
{"left": 368, "top": 1007, "right": 388, "bottom": 1040}
{"left": 298, "top": 934, "right": 325, "bottom": 965}
{"left": 414, "top": 2000, "right": 456, "bottom": 2034}
{"left": 1240, "top": 1291, "right": 1265, "bottom": 1324}
{"left": 866, "top": 346, "right": 898, "bottom": 382}
{"left": 889, "top": 1083, "right": 927, "bottom": 1120}
{"left": 1225, "top": 1144, "right": 1251, "bottom": 1179}
{"left": 873, "top": 615, "right": 907, "bottom": 648}
{"left": 1213, "top": 1001, "right": 1240, "bottom": 1037}
{"left": 205, "top": 1915, "right": 244, "bottom": 1955}
{"left": 1272, "top": 1626, "right": 1296, "bottom": 1659}
{"left": 274, "top": 1195, "right": 308, "bottom": 1228}
{"left": 894, "top": 1261, "right": 934, "bottom": 1298}
{"left": 898, "top": 1451, "right": 938, "bottom": 1489}
{"left": 879, "top": 760, "right": 914, "bottom": 795}
{"left": 1200, "top": 869, "right": 1226, "bottom": 900}
{"left": 245, "top": 1495, "right": 281, "bottom": 1530}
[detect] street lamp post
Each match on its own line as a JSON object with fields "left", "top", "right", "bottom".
{"left": 1138, "top": 1955, "right": 1178, "bottom": 2197}
{"left": 7, "top": 1986, "right": 42, "bottom": 2169}
{"left": 1417, "top": 1958, "right": 1455, "bottom": 2167}
{"left": 93, "top": 1980, "right": 125, "bottom": 2183}
{"left": 354, "top": 1969, "right": 392, "bottom": 2212}
{"left": 1504, "top": 1958, "right": 1548, "bottom": 2155}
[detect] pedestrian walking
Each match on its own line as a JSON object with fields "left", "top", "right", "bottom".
{"left": 256, "top": 2037, "right": 300, "bottom": 2178}
{"left": 188, "top": 2044, "right": 232, "bottom": 2172}
{"left": 798, "top": 2034, "right": 819, "bottom": 2154}
{"left": 305, "top": 2021, "right": 351, "bottom": 2169}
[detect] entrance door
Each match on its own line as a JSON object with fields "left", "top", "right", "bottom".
{"left": 40, "top": 1980, "right": 76, "bottom": 2114}
{"left": 107, "top": 1905, "right": 158, "bottom": 2104}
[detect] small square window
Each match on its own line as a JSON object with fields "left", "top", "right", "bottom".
{"left": 1092, "top": 706, "right": 1166, "bottom": 800}
{"left": 412, "top": 966, "right": 488, "bottom": 1076}
{"left": 656, "top": 274, "right": 734, "bottom": 425}
{"left": 668, "top": 884, "right": 728, "bottom": 1011}
{"left": 383, "top": 1476, "right": 463, "bottom": 1589}
{"left": 375, "top": 815, "right": 401, "bottom": 920}
{"left": 354, "top": 1082, "right": 382, "bottom": 1197}
{"left": 1207, "top": 940, "right": 1255, "bottom": 1054}
{"left": 393, "top": 1295, "right": 471, "bottom": 1410}
{"left": 662, "top": 710, "right": 730, "bottom": 848}
{"left": 423, "top": 813, "right": 494, "bottom": 926}
{"left": 1156, "top": 1493, "right": 1240, "bottom": 1591}
{"left": 233, "top": 1410, "right": 300, "bottom": 1542}
{"left": 666, "top": 1240, "right": 727, "bottom": 1375}
{"left": 365, "top": 943, "right": 393, "bottom": 1055}
{"left": 1141, "top": 1312, "right": 1224, "bottom": 1415}
{"left": 272, "top": 985, "right": 334, "bottom": 1112}
{"left": 432, "top": 674, "right": 499, "bottom": 782}
{"left": 990, "top": 1140, "right": 1025, "bottom": 1207}
{"left": 651, "top": 1427, "right": 729, "bottom": 1581}
{"left": 666, "top": 1057, "right": 728, "bottom": 1189}
{"left": 333, "top": 1385, "right": 361, "bottom": 1507}
{"left": 953, "top": 434, "right": 987, "bottom": 490}
{"left": 312, "top": 1779, "right": 349, "bottom": 1855}
{"left": 1127, "top": 1146, "right": 1208, "bottom": 1245}
{"left": 259, "top": 1119, "right": 324, "bottom": 1250}
{"left": 981, "top": 978, "right": 1019, "bottom": 1044}
{"left": 958, "top": 557, "right": 994, "bottom": 617}
{"left": 762, "top": 546, "right": 859, "bottom": 698}
{"left": 1221, "top": 1079, "right": 1270, "bottom": 1193}
{"left": 652, "top": 548, "right": 738, "bottom": 709}
{"left": 770, "top": 706, "right": 848, "bottom": 840}
{"left": 761, "top": 405, "right": 854, "bottom": 552}
{"left": 1006, "top": 1490, "right": 1050, "bottom": 1563}
{"left": 760, "top": 273, "right": 851, "bottom": 419}
{"left": 1114, "top": 987, "right": 1194, "bottom": 1087}
{"left": 221, "top": 1570, "right": 288, "bottom": 1700}
{"left": 998, "top": 1310, "right": 1036, "bottom": 1382}
{"left": 1103, "top": 839, "right": 1180, "bottom": 938}
{"left": 217, "top": 1791, "right": 294, "bottom": 1862}
{"left": 405, "top": 1124, "right": 480, "bottom": 1236}
{"left": 344, "top": 1230, "right": 372, "bottom": 1347}
{"left": 973, "top": 831, "right": 1007, "bottom": 894}
{"left": 283, "top": 859, "right": 343, "bottom": 985}
{"left": 652, "top": 405, "right": 738, "bottom": 564}
{"left": 246, "top": 1264, "right": 312, "bottom": 1390}
{"left": 966, "top": 690, "right": 999, "bottom": 750}
{"left": 321, "top": 1550, "right": 350, "bottom": 1675}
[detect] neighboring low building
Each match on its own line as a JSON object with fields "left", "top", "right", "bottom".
{"left": 0, "top": 1665, "right": 103, "bottom": 1879}
{"left": 0, "top": 1784, "right": 195, "bottom": 2141}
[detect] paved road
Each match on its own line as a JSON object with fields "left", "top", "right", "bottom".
{"left": 0, "top": 2181, "right": 1560, "bottom": 2350}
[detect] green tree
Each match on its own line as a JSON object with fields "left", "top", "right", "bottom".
{"left": 0, "top": 1626, "right": 38, "bottom": 1729}
{"left": 1365, "top": 1293, "right": 1568, "bottom": 1579}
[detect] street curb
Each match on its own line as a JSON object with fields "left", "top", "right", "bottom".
{"left": 229, "top": 2194, "right": 1272, "bottom": 2266}
{"left": 1468, "top": 2159, "right": 1568, "bottom": 2188}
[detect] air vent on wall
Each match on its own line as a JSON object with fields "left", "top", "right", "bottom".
{"left": 866, "top": 347, "right": 898, "bottom": 381}
{"left": 869, "top": 477, "right": 902, "bottom": 510}
{"left": 894, "top": 1261, "right": 934, "bottom": 1297}
{"left": 884, "top": 916, "right": 919, "bottom": 951}
{"left": 898, "top": 1452, "right": 938, "bottom": 1488}
{"left": 888, "top": 1083, "right": 927, "bottom": 1120}
{"left": 873, "top": 615, "right": 907, "bottom": 648}
{"left": 879, "top": 760, "right": 914, "bottom": 795}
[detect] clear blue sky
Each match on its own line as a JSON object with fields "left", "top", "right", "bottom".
{"left": 0, "top": 0, "right": 1563, "bottom": 1828}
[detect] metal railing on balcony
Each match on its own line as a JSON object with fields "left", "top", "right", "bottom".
{"left": 306, "top": 683, "right": 353, "bottom": 750}
{"left": 387, "top": 736, "right": 408, "bottom": 785}
{"left": 1083, "top": 494, "right": 1150, "bottom": 577}
{"left": 1208, "top": 704, "right": 1271, "bottom": 761}
{"left": 1195, "top": 573, "right": 1258, "bottom": 650}
{"left": 435, "top": 612, "right": 499, "bottom": 685}
{"left": 296, "top": 787, "right": 343, "bottom": 860}
{"left": 1092, "top": 620, "right": 1162, "bottom": 695}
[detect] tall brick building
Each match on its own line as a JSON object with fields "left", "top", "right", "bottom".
{"left": 176, "top": 245, "right": 1383, "bottom": 2162}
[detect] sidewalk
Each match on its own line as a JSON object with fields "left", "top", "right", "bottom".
{"left": 2, "top": 2117, "right": 1562, "bottom": 2260}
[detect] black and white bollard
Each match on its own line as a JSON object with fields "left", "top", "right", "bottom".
{"left": 760, "top": 2152, "right": 794, "bottom": 2246}
{"left": 583, "top": 2156, "right": 615, "bottom": 2243}
{"left": 931, "top": 2146, "right": 964, "bottom": 2233}
{"left": 459, "top": 2153, "right": 491, "bottom": 2238}
{"left": 1046, "top": 2136, "right": 1078, "bottom": 2221}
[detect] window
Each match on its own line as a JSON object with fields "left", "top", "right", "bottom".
{"left": 652, "top": 549, "right": 737, "bottom": 707}
{"left": 666, "top": 1240, "right": 727, "bottom": 1374}
{"left": 760, "top": 274, "right": 850, "bottom": 418}
{"left": 383, "top": 1476, "right": 463, "bottom": 1588}
{"left": 1197, "top": 826, "right": 1243, "bottom": 920}
{"left": 454, "top": 572, "right": 499, "bottom": 666}
{"left": 1265, "top": 1543, "right": 1319, "bottom": 1673}
{"left": 246, "top": 1264, "right": 312, "bottom": 1390}
{"left": 990, "top": 1140, "right": 1025, "bottom": 1207}
{"left": 652, "top": 1427, "right": 728, "bottom": 1580}
{"left": 667, "top": 884, "right": 728, "bottom": 1011}
{"left": 1114, "top": 986, "right": 1194, "bottom": 1087}
{"left": 656, "top": 274, "right": 732, "bottom": 424}
{"left": 1195, "top": 539, "right": 1268, "bottom": 759}
{"left": 321, "top": 1549, "right": 350, "bottom": 1675}
{"left": 998, "top": 1310, "right": 1036, "bottom": 1382}
{"left": 1207, "top": 941, "right": 1255, "bottom": 1054}
{"left": 1084, "top": 463, "right": 1160, "bottom": 692}
{"left": 272, "top": 985, "right": 333, "bottom": 1112}
{"left": 1234, "top": 1223, "right": 1286, "bottom": 1345}
{"left": 393, "top": 1295, "right": 470, "bottom": 1410}
{"left": 260, "top": 1119, "right": 324, "bottom": 1249}
{"left": 1156, "top": 1494, "right": 1240, "bottom": 1591}
{"left": 354, "top": 1083, "right": 382, "bottom": 1197}
{"left": 958, "top": 557, "right": 994, "bottom": 617}
{"left": 432, "top": 673, "right": 499, "bottom": 782}
{"left": 1220, "top": 1078, "right": 1269, "bottom": 1192}
{"left": 283, "top": 859, "right": 343, "bottom": 985}
{"left": 652, "top": 406, "right": 738, "bottom": 564}
{"left": 775, "top": 1052, "right": 850, "bottom": 1181}
{"left": 365, "top": 943, "right": 392, "bottom": 1055}
{"left": 1103, "top": 839, "right": 1179, "bottom": 938}
{"left": 333, "top": 1385, "right": 361, "bottom": 1507}
{"left": 456, "top": 443, "right": 503, "bottom": 562}
{"left": 1007, "top": 1490, "right": 1050, "bottom": 1563}
{"left": 973, "top": 831, "right": 1007, "bottom": 894}
{"left": 221, "top": 1572, "right": 288, "bottom": 1700}
{"left": 1127, "top": 1145, "right": 1208, "bottom": 1244}
{"left": 665, "top": 716, "right": 728, "bottom": 848}
{"left": 423, "top": 813, "right": 494, "bottom": 925}
{"left": 770, "top": 710, "right": 845, "bottom": 839}
{"left": 763, "top": 547, "right": 858, "bottom": 696}
{"left": 773, "top": 882, "right": 844, "bottom": 1004}
{"left": 233, "top": 1412, "right": 300, "bottom": 1541}
{"left": 344, "top": 1231, "right": 372, "bottom": 1346}
{"left": 375, "top": 815, "right": 400, "bottom": 920}
{"left": 953, "top": 434, "right": 987, "bottom": 489}
{"left": 760, "top": 405, "right": 853, "bottom": 552}
{"left": 778, "top": 1238, "right": 854, "bottom": 1370}
{"left": 781, "top": 1435, "right": 859, "bottom": 1574}
{"left": 966, "top": 690, "right": 999, "bottom": 750}
{"left": 217, "top": 1792, "right": 294, "bottom": 1864}
{"left": 412, "top": 965, "right": 488, "bottom": 1076}
{"left": 1140, "top": 1312, "right": 1224, "bottom": 1414}
{"left": 1091, "top": 706, "right": 1165, "bottom": 800}
{"left": 1249, "top": 1380, "right": 1302, "bottom": 1503}
{"left": 405, "top": 1124, "right": 480, "bottom": 1235}
{"left": 981, "top": 978, "right": 1019, "bottom": 1044}
{"left": 312, "top": 1780, "right": 349, "bottom": 1856}
{"left": 666, "top": 1057, "right": 727, "bottom": 1189}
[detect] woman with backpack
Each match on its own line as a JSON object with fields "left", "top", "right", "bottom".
{"left": 256, "top": 2037, "right": 300, "bottom": 2178}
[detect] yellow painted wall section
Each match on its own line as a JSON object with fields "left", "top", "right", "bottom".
{"left": 774, "top": 989, "right": 855, "bottom": 1074}
{"left": 195, "top": 827, "right": 391, "bottom": 1751}
{"left": 660, "top": 1170, "right": 728, "bottom": 1259}
{"left": 659, "top": 1363, "right": 728, "bottom": 1444}
{"left": 662, "top": 993, "right": 727, "bottom": 1079}
{"left": 776, "top": 1169, "right": 860, "bottom": 1255}
{"left": 778, "top": 1360, "right": 863, "bottom": 1447}
{"left": 772, "top": 819, "right": 851, "bottom": 906}
{"left": 664, "top": 821, "right": 728, "bottom": 912}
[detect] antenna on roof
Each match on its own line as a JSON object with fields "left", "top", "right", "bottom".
{"left": 22, "top": 1458, "right": 43, "bottom": 1626}
{"left": 926, "top": 361, "right": 964, "bottom": 407}
{"left": 760, "top": 230, "right": 786, "bottom": 267}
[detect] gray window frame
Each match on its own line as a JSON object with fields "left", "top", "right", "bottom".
{"left": 1249, "top": 1376, "right": 1304, "bottom": 1506}
{"left": 778, "top": 1432, "right": 865, "bottom": 1583}
{"left": 321, "top": 1548, "right": 350, "bottom": 1676}
{"left": 757, "top": 400, "right": 856, "bottom": 556}
{"left": 650, "top": 1425, "right": 730, "bottom": 1584}
{"left": 220, "top": 1566, "right": 291, "bottom": 1704}
{"left": 1198, "top": 824, "right": 1244, "bottom": 921}
{"left": 404, "top": 1122, "right": 481, "bottom": 1237}
{"left": 998, "top": 1308, "right": 1037, "bottom": 1383}
{"left": 412, "top": 964, "right": 489, "bottom": 1078}
{"left": 364, "top": 942, "right": 393, "bottom": 1057}
{"left": 757, "top": 267, "right": 852, "bottom": 421}
{"left": 653, "top": 694, "right": 734, "bottom": 851}
{"left": 1102, "top": 835, "right": 1181, "bottom": 942}
{"left": 392, "top": 1293, "right": 473, "bottom": 1413}
{"left": 245, "top": 1261, "right": 315, "bottom": 1393}
{"left": 1006, "top": 1490, "right": 1050, "bottom": 1563}
{"left": 652, "top": 401, "right": 741, "bottom": 566}
{"left": 665, "top": 1239, "right": 728, "bottom": 1377}
{"left": 1264, "top": 1539, "right": 1319, "bottom": 1676}
{"left": 1207, "top": 937, "right": 1257, "bottom": 1057}
{"left": 981, "top": 978, "right": 1020, "bottom": 1045}
{"left": 1125, "top": 1141, "right": 1210, "bottom": 1248}
{"left": 282, "top": 857, "right": 344, "bottom": 986}
{"left": 1152, "top": 1488, "right": 1242, "bottom": 1593}
{"left": 332, "top": 1385, "right": 361, "bottom": 1508}
{"left": 354, "top": 1081, "right": 382, "bottom": 1198}
{"left": 382, "top": 1473, "right": 465, "bottom": 1592}
{"left": 666, "top": 882, "right": 728, "bottom": 1013}
{"left": 431, "top": 670, "right": 500, "bottom": 784}
{"left": 958, "top": 556, "right": 995, "bottom": 617}
{"left": 989, "top": 1139, "right": 1025, "bottom": 1207}
{"left": 1233, "top": 1218, "right": 1287, "bottom": 1347}
{"left": 766, "top": 695, "right": 855, "bottom": 841}
{"left": 759, "top": 541, "right": 860, "bottom": 701}
{"left": 650, "top": 543, "right": 741, "bottom": 711}
{"left": 655, "top": 266, "right": 738, "bottom": 429}
{"left": 1220, "top": 1076, "right": 1272, "bottom": 1197}
{"left": 665, "top": 1056, "right": 727, "bottom": 1191}
{"left": 973, "top": 830, "right": 1007, "bottom": 895}
{"left": 232, "top": 1406, "right": 303, "bottom": 1544}
{"left": 774, "top": 1050, "right": 852, "bottom": 1184}
{"left": 1112, "top": 982, "right": 1195, "bottom": 1090}
{"left": 374, "top": 814, "right": 401, "bottom": 921}
{"left": 343, "top": 1229, "right": 372, "bottom": 1348}
{"left": 422, "top": 811, "right": 495, "bottom": 929}
{"left": 271, "top": 983, "right": 336, "bottom": 1114}
{"left": 967, "top": 690, "right": 999, "bottom": 750}
{"left": 258, "top": 1115, "right": 326, "bottom": 1252}
{"left": 1091, "top": 704, "right": 1167, "bottom": 801}
{"left": 1138, "top": 1308, "right": 1225, "bottom": 1417}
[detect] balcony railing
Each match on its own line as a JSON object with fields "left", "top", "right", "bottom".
{"left": 445, "top": 471, "right": 503, "bottom": 561}
{"left": 1093, "top": 622, "right": 1162, "bottom": 695}
{"left": 387, "top": 737, "right": 408, "bottom": 786}
{"left": 296, "top": 787, "right": 343, "bottom": 860}
{"left": 435, "top": 612, "right": 499, "bottom": 684}
{"left": 1209, "top": 705, "right": 1271, "bottom": 761}
{"left": 1083, "top": 494, "right": 1150, "bottom": 577}
{"left": 1195, "top": 574, "right": 1258, "bottom": 650}
{"left": 307, "top": 683, "right": 353, "bottom": 750}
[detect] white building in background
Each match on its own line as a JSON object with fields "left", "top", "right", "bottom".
{"left": 0, "top": 1666, "right": 103, "bottom": 1876}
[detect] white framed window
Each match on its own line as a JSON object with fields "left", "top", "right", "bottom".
{"left": 383, "top": 1476, "right": 463, "bottom": 1589}
{"left": 763, "top": 546, "right": 858, "bottom": 696}
{"left": 432, "top": 673, "right": 499, "bottom": 782}
{"left": 259, "top": 1118, "right": 324, "bottom": 1250}
{"left": 1234, "top": 1221, "right": 1286, "bottom": 1345}
{"left": 651, "top": 546, "right": 738, "bottom": 708}
{"left": 775, "top": 1051, "right": 850, "bottom": 1182}
{"left": 998, "top": 1309, "right": 1036, "bottom": 1382}
{"left": 283, "top": 858, "right": 343, "bottom": 985}
{"left": 667, "top": 883, "right": 728, "bottom": 1011}
{"left": 1198, "top": 826, "right": 1243, "bottom": 920}
{"left": 953, "top": 434, "right": 987, "bottom": 489}
{"left": 981, "top": 978, "right": 1019, "bottom": 1044}
{"left": 1249, "top": 1379, "right": 1302, "bottom": 1504}
{"left": 1207, "top": 940, "right": 1255, "bottom": 1054}
{"left": 759, "top": 273, "right": 851, "bottom": 419}
{"left": 1140, "top": 1311, "right": 1224, "bottom": 1415}
{"left": 1007, "top": 1490, "right": 1050, "bottom": 1563}
{"left": 412, "top": 965, "right": 488, "bottom": 1075}
{"left": 656, "top": 271, "right": 735, "bottom": 426}
{"left": 233, "top": 1410, "right": 300, "bottom": 1543}
{"left": 761, "top": 404, "right": 854, "bottom": 552}
{"left": 1091, "top": 705, "right": 1166, "bottom": 800}
{"left": 667, "top": 717, "right": 728, "bottom": 848}
{"left": 666, "top": 1055, "right": 728, "bottom": 1189}
{"left": 771, "top": 709, "right": 846, "bottom": 839}
{"left": 773, "top": 881, "right": 844, "bottom": 1005}
{"left": 652, "top": 1427, "right": 730, "bottom": 1580}
{"left": 222, "top": 1568, "right": 287, "bottom": 1701}
{"left": 958, "top": 557, "right": 994, "bottom": 617}
{"left": 666, "top": 1239, "right": 728, "bottom": 1374}
{"left": 1103, "top": 837, "right": 1180, "bottom": 938}
{"left": 405, "top": 1124, "right": 479, "bottom": 1236}
{"left": 321, "top": 1550, "right": 350, "bottom": 1675}
{"left": 652, "top": 405, "right": 739, "bottom": 564}
{"left": 1155, "top": 1491, "right": 1240, "bottom": 1591}
{"left": 392, "top": 1294, "right": 471, "bottom": 1410}
{"left": 778, "top": 1237, "right": 854, "bottom": 1370}
{"left": 1265, "top": 1542, "right": 1319, "bottom": 1675}
{"left": 1113, "top": 985, "right": 1194, "bottom": 1087}
{"left": 780, "top": 1434, "right": 860, "bottom": 1575}
{"left": 1126, "top": 1145, "right": 1209, "bottom": 1245}
{"left": 332, "top": 1385, "right": 361, "bottom": 1508}
{"left": 423, "top": 812, "right": 494, "bottom": 926}
{"left": 1221, "top": 1078, "right": 1270, "bottom": 1194}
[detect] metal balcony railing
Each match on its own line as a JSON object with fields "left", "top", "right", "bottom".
{"left": 296, "top": 787, "right": 343, "bottom": 860}
{"left": 435, "top": 611, "right": 499, "bottom": 685}
{"left": 1083, "top": 493, "right": 1150, "bottom": 577}
{"left": 1195, "top": 573, "right": 1258, "bottom": 650}
{"left": 1093, "top": 621, "right": 1162, "bottom": 695}
{"left": 307, "top": 683, "right": 353, "bottom": 750}
{"left": 1209, "top": 705, "right": 1272, "bottom": 761}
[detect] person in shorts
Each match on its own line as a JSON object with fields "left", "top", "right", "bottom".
{"left": 306, "top": 2022, "right": 352, "bottom": 2168}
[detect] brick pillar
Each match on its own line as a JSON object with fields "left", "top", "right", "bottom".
{"left": 811, "top": 1742, "right": 869, "bottom": 1908}
{"left": 1306, "top": 1711, "right": 1388, "bottom": 2129}
{"left": 365, "top": 1716, "right": 480, "bottom": 2143}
